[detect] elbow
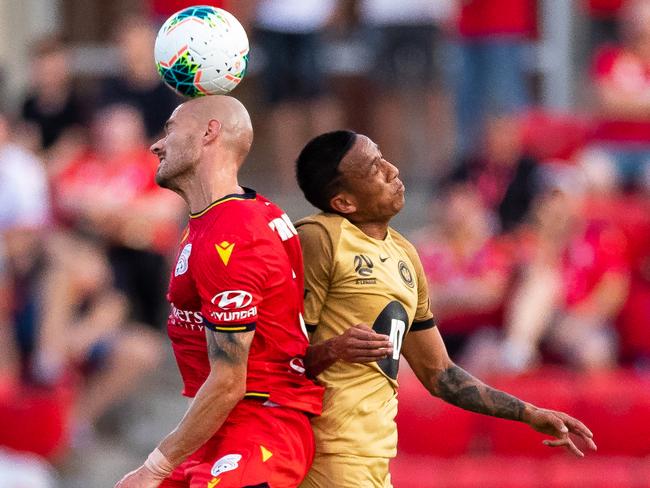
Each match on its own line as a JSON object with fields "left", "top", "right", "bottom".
{"left": 221, "top": 377, "right": 247, "bottom": 406}
{"left": 205, "top": 371, "right": 247, "bottom": 406}
{"left": 427, "top": 359, "right": 455, "bottom": 399}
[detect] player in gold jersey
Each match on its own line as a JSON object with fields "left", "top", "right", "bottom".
{"left": 295, "top": 131, "right": 597, "bottom": 488}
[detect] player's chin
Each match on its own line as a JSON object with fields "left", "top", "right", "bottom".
{"left": 155, "top": 164, "right": 172, "bottom": 188}
{"left": 395, "top": 191, "right": 406, "bottom": 209}
{"left": 389, "top": 196, "right": 405, "bottom": 216}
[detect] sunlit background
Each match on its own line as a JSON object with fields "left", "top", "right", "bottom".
{"left": 1, "top": 1, "right": 650, "bottom": 487}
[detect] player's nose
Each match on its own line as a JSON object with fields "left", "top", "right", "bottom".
{"left": 150, "top": 138, "right": 163, "bottom": 155}
{"left": 385, "top": 161, "right": 399, "bottom": 180}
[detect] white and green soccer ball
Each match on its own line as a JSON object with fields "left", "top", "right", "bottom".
{"left": 154, "top": 5, "right": 249, "bottom": 97}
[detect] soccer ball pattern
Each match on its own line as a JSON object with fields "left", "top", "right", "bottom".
{"left": 154, "top": 6, "right": 249, "bottom": 97}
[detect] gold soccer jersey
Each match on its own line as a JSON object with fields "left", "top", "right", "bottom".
{"left": 296, "top": 213, "right": 434, "bottom": 460}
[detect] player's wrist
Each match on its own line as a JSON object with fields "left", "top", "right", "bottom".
{"left": 326, "top": 335, "right": 343, "bottom": 362}
{"left": 143, "top": 447, "right": 175, "bottom": 480}
{"left": 521, "top": 402, "right": 538, "bottom": 425}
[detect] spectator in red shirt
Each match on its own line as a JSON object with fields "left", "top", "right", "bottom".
{"left": 53, "top": 104, "right": 184, "bottom": 330}
{"left": 453, "top": 0, "right": 536, "bottom": 158}
{"left": 500, "top": 168, "right": 630, "bottom": 372}
{"left": 0, "top": 109, "right": 163, "bottom": 450}
{"left": 413, "top": 180, "right": 512, "bottom": 366}
{"left": 589, "top": 0, "right": 650, "bottom": 186}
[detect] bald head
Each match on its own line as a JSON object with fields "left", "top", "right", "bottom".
{"left": 178, "top": 95, "right": 253, "bottom": 164}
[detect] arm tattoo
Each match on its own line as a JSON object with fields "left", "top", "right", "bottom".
{"left": 206, "top": 331, "right": 248, "bottom": 365}
{"left": 436, "top": 365, "right": 525, "bottom": 421}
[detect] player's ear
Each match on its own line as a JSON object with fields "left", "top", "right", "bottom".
{"left": 330, "top": 192, "right": 356, "bottom": 215}
{"left": 203, "top": 119, "right": 221, "bottom": 144}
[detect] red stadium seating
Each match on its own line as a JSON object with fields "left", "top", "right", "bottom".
{"left": 0, "top": 382, "right": 75, "bottom": 460}
{"left": 392, "top": 455, "right": 650, "bottom": 488}
{"left": 573, "top": 370, "right": 650, "bottom": 456}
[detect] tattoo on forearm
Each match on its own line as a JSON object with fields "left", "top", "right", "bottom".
{"left": 206, "top": 331, "right": 247, "bottom": 365}
{"left": 436, "top": 365, "right": 525, "bottom": 421}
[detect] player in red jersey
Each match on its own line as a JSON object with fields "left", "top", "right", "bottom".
{"left": 114, "top": 96, "right": 323, "bottom": 488}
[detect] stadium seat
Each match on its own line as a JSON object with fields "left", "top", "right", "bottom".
{"left": 573, "top": 370, "right": 650, "bottom": 456}
{"left": 544, "top": 456, "right": 637, "bottom": 488}
{"left": 393, "top": 455, "right": 650, "bottom": 488}
{"left": 0, "top": 382, "right": 74, "bottom": 460}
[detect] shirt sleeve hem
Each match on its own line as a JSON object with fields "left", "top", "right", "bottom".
{"left": 409, "top": 318, "right": 436, "bottom": 332}
{"left": 204, "top": 319, "right": 256, "bottom": 333}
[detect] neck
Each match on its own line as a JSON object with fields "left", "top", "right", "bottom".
{"left": 174, "top": 157, "right": 243, "bottom": 214}
{"left": 352, "top": 221, "right": 390, "bottom": 240}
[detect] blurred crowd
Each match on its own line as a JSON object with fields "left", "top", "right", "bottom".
{"left": 1, "top": 0, "right": 650, "bottom": 485}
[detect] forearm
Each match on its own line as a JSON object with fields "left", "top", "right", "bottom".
{"left": 157, "top": 375, "right": 244, "bottom": 467}
{"left": 304, "top": 339, "right": 337, "bottom": 379}
{"left": 431, "top": 363, "right": 528, "bottom": 422}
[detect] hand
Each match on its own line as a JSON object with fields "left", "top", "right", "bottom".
{"left": 523, "top": 405, "right": 597, "bottom": 457}
{"left": 115, "top": 465, "right": 163, "bottom": 488}
{"left": 330, "top": 324, "right": 393, "bottom": 363}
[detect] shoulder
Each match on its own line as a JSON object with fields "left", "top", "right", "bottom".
{"left": 296, "top": 213, "right": 344, "bottom": 249}
{"left": 197, "top": 199, "right": 271, "bottom": 246}
{"left": 390, "top": 227, "right": 420, "bottom": 259}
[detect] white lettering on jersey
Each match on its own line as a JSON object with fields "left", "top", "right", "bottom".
{"left": 210, "top": 306, "right": 257, "bottom": 322}
{"left": 211, "top": 290, "right": 253, "bottom": 309}
{"left": 389, "top": 319, "right": 406, "bottom": 360}
{"left": 269, "top": 213, "right": 298, "bottom": 241}
{"left": 169, "top": 303, "right": 205, "bottom": 331}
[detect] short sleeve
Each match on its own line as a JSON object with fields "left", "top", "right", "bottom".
{"left": 296, "top": 221, "right": 334, "bottom": 333}
{"left": 407, "top": 245, "right": 436, "bottom": 332}
{"left": 193, "top": 230, "right": 270, "bottom": 333}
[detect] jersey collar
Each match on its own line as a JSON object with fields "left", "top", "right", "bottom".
{"left": 189, "top": 187, "right": 257, "bottom": 219}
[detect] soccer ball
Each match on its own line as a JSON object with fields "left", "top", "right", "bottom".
{"left": 154, "top": 5, "right": 249, "bottom": 97}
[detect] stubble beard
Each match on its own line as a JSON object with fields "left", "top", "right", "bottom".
{"left": 155, "top": 140, "right": 200, "bottom": 191}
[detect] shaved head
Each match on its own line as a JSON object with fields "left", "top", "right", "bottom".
{"left": 177, "top": 95, "right": 253, "bottom": 163}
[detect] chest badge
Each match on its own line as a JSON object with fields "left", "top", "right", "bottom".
{"left": 398, "top": 260, "right": 414, "bottom": 288}
{"left": 354, "top": 254, "right": 376, "bottom": 285}
{"left": 174, "top": 243, "right": 192, "bottom": 276}
{"left": 215, "top": 241, "right": 235, "bottom": 266}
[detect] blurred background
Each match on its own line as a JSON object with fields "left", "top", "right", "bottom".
{"left": 1, "top": 0, "right": 650, "bottom": 486}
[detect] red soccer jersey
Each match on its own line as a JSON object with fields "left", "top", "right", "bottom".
{"left": 166, "top": 189, "right": 323, "bottom": 415}
{"left": 591, "top": 45, "right": 650, "bottom": 143}
{"left": 458, "top": 0, "right": 536, "bottom": 38}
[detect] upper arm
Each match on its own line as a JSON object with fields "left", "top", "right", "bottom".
{"left": 401, "top": 326, "right": 452, "bottom": 395}
{"left": 205, "top": 328, "right": 254, "bottom": 384}
{"left": 296, "top": 222, "right": 334, "bottom": 334}
{"left": 404, "top": 242, "right": 435, "bottom": 332}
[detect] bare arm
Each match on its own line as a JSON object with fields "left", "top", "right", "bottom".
{"left": 158, "top": 329, "right": 253, "bottom": 465}
{"left": 402, "top": 327, "right": 596, "bottom": 457}
{"left": 304, "top": 324, "right": 392, "bottom": 379}
{"left": 115, "top": 329, "right": 253, "bottom": 488}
